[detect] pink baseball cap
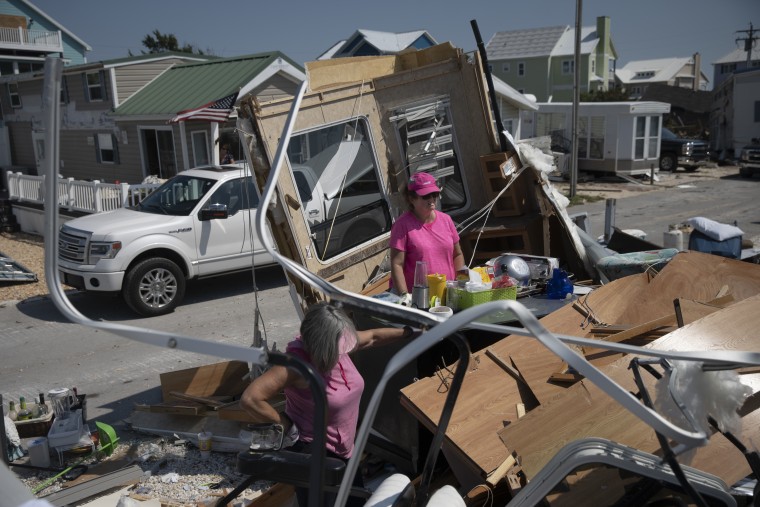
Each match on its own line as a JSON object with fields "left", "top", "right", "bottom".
{"left": 408, "top": 172, "right": 441, "bottom": 196}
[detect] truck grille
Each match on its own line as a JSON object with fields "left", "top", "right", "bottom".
{"left": 58, "top": 230, "right": 88, "bottom": 264}
{"left": 747, "top": 149, "right": 760, "bottom": 163}
{"left": 689, "top": 143, "right": 708, "bottom": 157}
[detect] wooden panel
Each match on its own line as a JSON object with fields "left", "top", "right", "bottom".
{"left": 498, "top": 294, "right": 760, "bottom": 486}
{"left": 399, "top": 253, "right": 760, "bottom": 482}
{"left": 159, "top": 360, "right": 250, "bottom": 401}
{"left": 400, "top": 345, "right": 538, "bottom": 476}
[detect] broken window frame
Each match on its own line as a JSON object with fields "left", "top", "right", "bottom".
{"left": 390, "top": 96, "right": 468, "bottom": 213}
{"left": 286, "top": 116, "right": 392, "bottom": 261}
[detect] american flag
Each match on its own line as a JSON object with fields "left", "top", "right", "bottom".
{"left": 169, "top": 92, "right": 239, "bottom": 123}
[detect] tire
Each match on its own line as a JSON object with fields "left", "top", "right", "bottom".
{"left": 659, "top": 154, "right": 677, "bottom": 172}
{"left": 123, "top": 258, "right": 186, "bottom": 317}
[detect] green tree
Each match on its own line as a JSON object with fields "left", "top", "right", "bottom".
{"left": 135, "top": 29, "right": 206, "bottom": 55}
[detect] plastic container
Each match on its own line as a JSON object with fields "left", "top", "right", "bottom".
{"left": 663, "top": 229, "right": 684, "bottom": 251}
{"left": 546, "top": 269, "right": 573, "bottom": 299}
{"left": 449, "top": 286, "right": 517, "bottom": 309}
{"left": 47, "top": 409, "right": 83, "bottom": 448}
{"left": 27, "top": 437, "right": 51, "bottom": 468}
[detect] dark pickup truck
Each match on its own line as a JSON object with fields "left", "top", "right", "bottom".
{"left": 659, "top": 127, "right": 710, "bottom": 172}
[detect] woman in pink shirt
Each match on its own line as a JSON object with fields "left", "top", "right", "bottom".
{"left": 389, "top": 172, "right": 467, "bottom": 301}
{"left": 241, "top": 302, "right": 415, "bottom": 505}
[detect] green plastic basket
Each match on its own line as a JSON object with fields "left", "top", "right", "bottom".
{"left": 449, "top": 286, "right": 517, "bottom": 310}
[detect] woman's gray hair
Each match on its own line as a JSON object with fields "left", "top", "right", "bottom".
{"left": 300, "top": 302, "right": 356, "bottom": 373}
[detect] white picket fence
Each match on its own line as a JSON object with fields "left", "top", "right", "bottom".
{"left": 5, "top": 172, "right": 161, "bottom": 214}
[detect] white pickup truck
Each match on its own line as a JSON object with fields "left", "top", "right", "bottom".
{"left": 57, "top": 165, "right": 276, "bottom": 316}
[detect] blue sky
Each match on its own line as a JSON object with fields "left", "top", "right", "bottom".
{"left": 33, "top": 0, "right": 758, "bottom": 88}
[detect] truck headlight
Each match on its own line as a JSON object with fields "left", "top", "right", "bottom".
{"left": 741, "top": 150, "right": 750, "bottom": 161}
{"left": 681, "top": 144, "right": 691, "bottom": 155}
{"left": 89, "top": 241, "right": 122, "bottom": 262}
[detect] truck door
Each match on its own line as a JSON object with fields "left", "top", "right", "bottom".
{"left": 238, "top": 177, "right": 276, "bottom": 266}
{"left": 193, "top": 178, "right": 248, "bottom": 275}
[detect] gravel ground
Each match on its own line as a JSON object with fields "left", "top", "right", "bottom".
{"left": 14, "top": 436, "right": 272, "bottom": 506}
{"left": 0, "top": 231, "right": 63, "bottom": 303}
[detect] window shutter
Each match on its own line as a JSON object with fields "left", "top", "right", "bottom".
{"left": 82, "top": 73, "right": 89, "bottom": 101}
{"left": 99, "top": 71, "right": 108, "bottom": 101}
{"left": 112, "top": 134, "right": 120, "bottom": 164}
{"left": 94, "top": 135, "right": 102, "bottom": 163}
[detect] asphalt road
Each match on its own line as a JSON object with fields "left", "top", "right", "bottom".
{"left": 1, "top": 169, "right": 758, "bottom": 429}
{"left": 567, "top": 171, "right": 760, "bottom": 247}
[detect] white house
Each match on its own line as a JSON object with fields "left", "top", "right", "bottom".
{"left": 711, "top": 68, "right": 760, "bottom": 158}
{"left": 532, "top": 101, "right": 670, "bottom": 175}
{"left": 616, "top": 54, "right": 709, "bottom": 99}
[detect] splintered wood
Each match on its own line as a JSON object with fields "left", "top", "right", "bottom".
{"left": 399, "top": 252, "right": 760, "bottom": 493}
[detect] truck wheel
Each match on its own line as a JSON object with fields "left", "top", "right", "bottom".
{"left": 123, "top": 258, "right": 186, "bottom": 317}
{"left": 659, "top": 154, "right": 677, "bottom": 172}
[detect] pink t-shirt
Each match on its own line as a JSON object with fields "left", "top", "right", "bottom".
{"left": 389, "top": 210, "right": 460, "bottom": 291}
{"left": 284, "top": 334, "right": 364, "bottom": 459}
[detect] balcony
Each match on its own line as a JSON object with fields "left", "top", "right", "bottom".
{"left": 0, "top": 27, "right": 62, "bottom": 54}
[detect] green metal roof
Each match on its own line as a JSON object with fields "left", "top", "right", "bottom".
{"left": 111, "top": 51, "right": 302, "bottom": 117}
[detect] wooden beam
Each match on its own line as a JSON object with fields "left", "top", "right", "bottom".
{"left": 485, "top": 454, "right": 517, "bottom": 487}
{"left": 485, "top": 348, "right": 529, "bottom": 387}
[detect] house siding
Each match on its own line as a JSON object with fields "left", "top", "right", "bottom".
{"left": 492, "top": 56, "right": 549, "bottom": 101}
{"left": 7, "top": 121, "right": 34, "bottom": 168}
{"left": 113, "top": 58, "right": 191, "bottom": 104}
{"left": 252, "top": 73, "right": 300, "bottom": 102}
{"left": 65, "top": 70, "right": 114, "bottom": 112}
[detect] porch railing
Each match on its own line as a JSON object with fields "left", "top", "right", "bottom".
{"left": 0, "top": 27, "right": 62, "bottom": 52}
{"left": 5, "top": 172, "right": 160, "bottom": 214}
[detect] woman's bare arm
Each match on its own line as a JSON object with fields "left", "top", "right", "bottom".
{"left": 390, "top": 247, "right": 408, "bottom": 294}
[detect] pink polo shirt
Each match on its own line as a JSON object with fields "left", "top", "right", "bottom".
{"left": 389, "top": 210, "right": 460, "bottom": 291}
{"left": 284, "top": 334, "right": 365, "bottom": 459}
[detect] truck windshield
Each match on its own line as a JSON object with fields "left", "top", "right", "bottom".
{"left": 137, "top": 175, "right": 216, "bottom": 216}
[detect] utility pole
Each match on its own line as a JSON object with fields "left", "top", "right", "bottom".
{"left": 736, "top": 22, "right": 758, "bottom": 67}
{"left": 569, "top": 0, "right": 582, "bottom": 198}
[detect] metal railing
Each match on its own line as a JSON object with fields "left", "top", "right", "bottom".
{"left": 6, "top": 172, "right": 160, "bottom": 214}
{"left": 0, "top": 27, "right": 62, "bottom": 52}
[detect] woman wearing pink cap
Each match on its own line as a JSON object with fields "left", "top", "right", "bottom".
{"left": 389, "top": 172, "right": 467, "bottom": 303}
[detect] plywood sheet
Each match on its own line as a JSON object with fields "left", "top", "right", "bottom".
{"left": 400, "top": 346, "right": 536, "bottom": 476}
{"left": 498, "top": 294, "right": 760, "bottom": 486}
{"left": 510, "top": 252, "right": 760, "bottom": 405}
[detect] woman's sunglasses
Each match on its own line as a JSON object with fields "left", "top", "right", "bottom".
{"left": 418, "top": 192, "right": 440, "bottom": 200}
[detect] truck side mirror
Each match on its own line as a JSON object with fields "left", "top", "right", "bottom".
{"left": 199, "top": 203, "right": 229, "bottom": 221}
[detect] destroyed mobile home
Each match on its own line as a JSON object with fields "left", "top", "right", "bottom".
{"left": 7, "top": 44, "right": 760, "bottom": 507}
